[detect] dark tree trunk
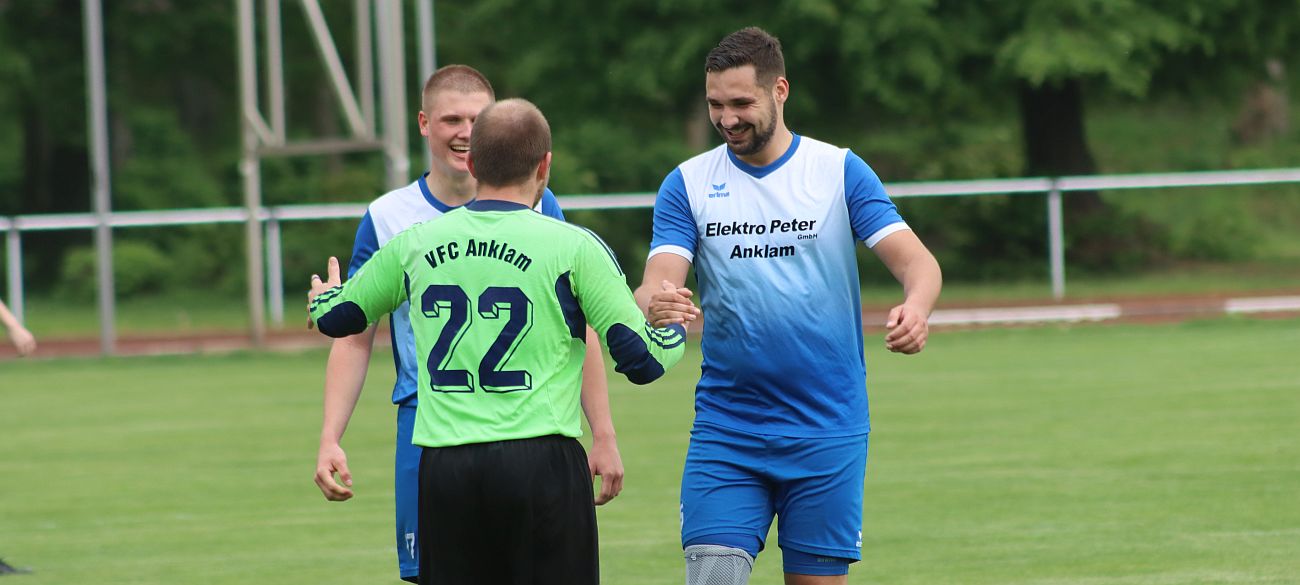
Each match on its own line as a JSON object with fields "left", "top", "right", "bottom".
{"left": 19, "top": 92, "right": 90, "bottom": 290}
{"left": 20, "top": 95, "right": 88, "bottom": 215}
{"left": 1018, "top": 79, "right": 1141, "bottom": 270}
{"left": 1019, "top": 78, "right": 1096, "bottom": 178}
{"left": 20, "top": 98, "right": 53, "bottom": 214}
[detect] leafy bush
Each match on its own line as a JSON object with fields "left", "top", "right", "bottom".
{"left": 60, "top": 240, "right": 173, "bottom": 300}
{"left": 114, "top": 109, "right": 226, "bottom": 211}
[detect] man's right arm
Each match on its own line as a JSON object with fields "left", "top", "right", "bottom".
{"left": 312, "top": 212, "right": 387, "bottom": 501}
{"left": 315, "top": 325, "right": 377, "bottom": 501}
{"left": 634, "top": 168, "right": 700, "bottom": 326}
{"left": 634, "top": 253, "right": 698, "bottom": 327}
{"left": 572, "top": 234, "right": 687, "bottom": 385}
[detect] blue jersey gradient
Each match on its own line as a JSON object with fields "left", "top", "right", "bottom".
{"left": 649, "top": 135, "right": 907, "bottom": 437}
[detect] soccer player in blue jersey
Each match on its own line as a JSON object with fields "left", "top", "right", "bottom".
{"left": 635, "top": 28, "right": 943, "bottom": 585}
{"left": 312, "top": 65, "right": 624, "bottom": 584}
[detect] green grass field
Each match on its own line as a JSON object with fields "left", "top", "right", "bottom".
{"left": 2, "top": 317, "right": 1299, "bottom": 584}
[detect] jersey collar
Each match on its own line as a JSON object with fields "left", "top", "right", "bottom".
{"left": 466, "top": 199, "right": 532, "bottom": 212}
{"left": 417, "top": 172, "right": 458, "bottom": 213}
{"left": 726, "top": 133, "right": 801, "bottom": 179}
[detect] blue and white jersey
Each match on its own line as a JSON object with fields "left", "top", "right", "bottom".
{"left": 349, "top": 172, "right": 565, "bottom": 405}
{"left": 649, "top": 134, "right": 908, "bottom": 437}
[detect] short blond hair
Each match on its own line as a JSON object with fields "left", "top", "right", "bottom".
{"left": 421, "top": 64, "right": 495, "bottom": 110}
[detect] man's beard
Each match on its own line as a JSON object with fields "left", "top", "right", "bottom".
{"left": 718, "top": 97, "right": 777, "bottom": 156}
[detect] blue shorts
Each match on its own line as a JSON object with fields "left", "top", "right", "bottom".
{"left": 395, "top": 401, "right": 420, "bottom": 580}
{"left": 680, "top": 423, "right": 868, "bottom": 576}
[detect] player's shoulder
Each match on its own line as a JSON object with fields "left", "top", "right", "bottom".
{"left": 380, "top": 218, "right": 429, "bottom": 251}
{"left": 677, "top": 144, "right": 731, "bottom": 176}
{"left": 367, "top": 179, "right": 426, "bottom": 218}
{"left": 680, "top": 143, "right": 730, "bottom": 166}
{"left": 515, "top": 211, "right": 606, "bottom": 250}
{"left": 486, "top": 210, "right": 613, "bottom": 267}
{"left": 388, "top": 205, "right": 467, "bottom": 242}
{"left": 557, "top": 221, "right": 622, "bottom": 273}
{"left": 792, "top": 135, "right": 863, "bottom": 188}
{"left": 794, "top": 134, "right": 851, "bottom": 161}
{"left": 519, "top": 208, "right": 588, "bottom": 237}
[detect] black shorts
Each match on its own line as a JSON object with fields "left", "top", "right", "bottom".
{"left": 417, "top": 435, "right": 598, "bottom": 585}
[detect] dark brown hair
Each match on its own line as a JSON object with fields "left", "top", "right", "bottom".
{"left": 421, "top": 64, "right": 495, "bottom": 110}
{"left": 705, "top": 27, "right": 786, "bottom": 87}
{"left": 469, "top": 98, "right": 551, "bottom": 187}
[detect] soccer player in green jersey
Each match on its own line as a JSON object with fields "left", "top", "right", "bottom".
{"left": 308, "top": 98, "right": 688, "bottom": 585}
{"left": 314, "top": 66, "right": 623, "bottom": 585}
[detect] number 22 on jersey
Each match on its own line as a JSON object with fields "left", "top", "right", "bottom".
{"left": 420, "top": 284, "right": 533, "bottom": 393}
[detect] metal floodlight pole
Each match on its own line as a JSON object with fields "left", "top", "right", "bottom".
{"left": 265, "top": 0, "right": 285, "bottom": 143}
{"left": 234, "top": 0, "right": 406, "bottom": 327}
{"left": 377, "top": 0, "right": 409, "bottom": 190}
{"left": 84, "top": 0, "right": 116, "bottom": 355}
{"left": 417, "top": 0, "right": 435, "bottom": 78}
{"left": 416, "top": 0, "right": 436, "bottom": 173}
{"left": 238, "top": 0, "right": 267, "bottom": 346}
{"left": 301, "top": 0, "right": 369, "bottom": 137}
{"left": 356, "top": 0, "right": 376, "bottom": 135}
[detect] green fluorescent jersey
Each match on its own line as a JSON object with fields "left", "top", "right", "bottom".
{"left": 310, "top": 200, "right": 686, "bottom": 448}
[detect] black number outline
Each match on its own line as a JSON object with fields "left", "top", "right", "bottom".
{"left": 421, "top": 284, "right": 473, "bottom": 393}
{"left": 477, "top": 286, "right": 534, "bottom": 393}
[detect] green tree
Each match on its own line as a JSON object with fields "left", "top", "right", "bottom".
{"left": 441, "top": 0, "right": 1298, "bottom": 274}
{"left": 0, "top": 1, "right": 376, "bottom": 292}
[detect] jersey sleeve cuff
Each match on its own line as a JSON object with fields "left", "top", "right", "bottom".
{"left": 863, "top": 222, "right": 910, "bottom": 248}
{"left": 315, "top": 300, "right": 370, "bottom": 338}
{"left": 647, "top": 244, "right": 694, "bottom": 263}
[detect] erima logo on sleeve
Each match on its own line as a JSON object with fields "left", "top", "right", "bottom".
{"left": 707, "top": 182, "right": 729, "bottom": 198}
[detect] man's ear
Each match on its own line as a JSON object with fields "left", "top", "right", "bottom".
{"left": 773, "top": 76, "right": 789, "bottom": 105}
{"left": 417, "top": 110, "right": 431, "bottom": 137}
{"left": 467, "top": 152, "right": 478, "bottom": 179}
{"left": 536, "top": 152, "right": 552, "bottom": 181}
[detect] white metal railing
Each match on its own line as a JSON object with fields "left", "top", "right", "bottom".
{"left": 4, "top": 167, "right": 1300, "bottom": 353}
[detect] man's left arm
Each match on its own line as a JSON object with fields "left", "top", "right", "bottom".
{"left": 542, "top": 189, "right": 623, "bottom": 505}
{"left": 872, "top": 230, "right": 942, "bottom": 354}
{"left": 842, "top": 151, "right": 941, "bottom": 355}
{"left": 581, "top": 327, "right": 623, "bottom": 505}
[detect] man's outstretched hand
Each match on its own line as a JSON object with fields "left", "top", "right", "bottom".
{"left": 306, "top": 256, "right": 342, "bottom": 329}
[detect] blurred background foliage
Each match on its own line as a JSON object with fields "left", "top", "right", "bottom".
{"left": 1, "top": 0, "right": 1299, "bottom": 301}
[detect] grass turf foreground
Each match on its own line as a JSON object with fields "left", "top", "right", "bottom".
{"left": 1, "top": 316, "right": 1297, "bottom": 584}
